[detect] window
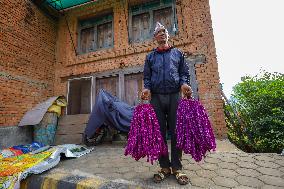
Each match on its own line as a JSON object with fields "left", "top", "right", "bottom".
{"left": 129, "top": 0, "right": 177, "bottom": 43}
{"left": 132, "top": 13, "right": 150, "bottom": 42}
{"left": 78, "top": 14, "right": 113, "bottom": 54}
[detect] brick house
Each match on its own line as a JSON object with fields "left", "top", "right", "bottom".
{"left": 0, "top": 0, "right": 227, "bottom": 142}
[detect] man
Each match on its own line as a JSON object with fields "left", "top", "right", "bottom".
{"left": 141, "top": 22, "right": 192, "bottom": 185}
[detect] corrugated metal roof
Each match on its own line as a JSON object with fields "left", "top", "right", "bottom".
{"left": 45, "top": 0, "right": 95, "bottom": 11}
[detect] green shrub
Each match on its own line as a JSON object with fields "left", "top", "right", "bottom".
{"left": 225, "top": 71, "right": 284, "bottom": 153}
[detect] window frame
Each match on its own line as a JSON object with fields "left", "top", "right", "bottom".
{"left": 128, "top": 0, "right": 177, "bottom": 44}
{"left": 77, "top": 14, "right": 114, "bottom": 55}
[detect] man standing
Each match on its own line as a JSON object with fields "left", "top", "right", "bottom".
{"left": 141, "top": 22, "right": 192, "bottom": 185}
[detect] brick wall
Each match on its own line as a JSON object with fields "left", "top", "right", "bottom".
{"left": 0, "top": 0, "right": 57, "bottom": 126}
{"left": 54, "top": 0, "right": 227, "bottom": 138}
{"left": 0, "top": 0, "right": 227, "bottom": 137}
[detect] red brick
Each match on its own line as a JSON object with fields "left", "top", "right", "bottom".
{"left": 1, "top": 0, "right": 227, "bottom": 138}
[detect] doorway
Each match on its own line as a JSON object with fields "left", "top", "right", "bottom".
{"left": 67, "top": 78, "right": 92, "bottom": 115}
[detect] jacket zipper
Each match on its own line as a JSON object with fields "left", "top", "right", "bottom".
{"left": 162, "top": 53, "right": 165, "bottom": 93}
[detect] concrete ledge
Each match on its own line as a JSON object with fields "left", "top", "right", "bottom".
{"left": 20, "top": 169, "right": 144, "bottom": 189}
{"left": 0, "top": 126, "right": 33, "bottom": 148}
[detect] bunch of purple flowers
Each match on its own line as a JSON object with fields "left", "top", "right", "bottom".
{"left": 125, "top": 99, "right": 216, "bottom": 164}
{"left": 124, "top": 103, "right": 168, "bottom": 164}
{"left": 176, "top": 99, "right": 216, "bottom": 162}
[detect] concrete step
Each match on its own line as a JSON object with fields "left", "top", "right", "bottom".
{"left": 54, "top": 114, "right": 89, "bottom": 145}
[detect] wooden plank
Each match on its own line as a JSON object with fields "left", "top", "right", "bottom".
{"left": 97, "top": 24, "right": 104, "bottom": 49}
{"left": 80, "top": 80, "right": 91, "bottom": 114}
{"left": 124, "top": 73, "right": 143, "bottom": 106}
{"left": 95, "top": 76, "right": 119, "bottom": 98}
{"left": 54, "top": 134, "right": 83, "bottom": 145}
{"left": 91, "top": 76, "right": 96, "bottom": 108}
{"left": 118, "top": 73, "right": 125, "bottom": 101}
{"left": 80, "top": 27, "right": 94, "bottom": 53}
{"left": 56, "top": 124, "right": 86, "bottom": 135}
{"left": 106, "top": 22, "right": 112, "bottom": 47}
{"left": 97, "top": 22, "right": 112, "bottom": 49}
{"left": 55, "top": 114, "right": 89, "bottom": 144}
{"left": 58, "top": 114, "right": 90, "bottom": 126}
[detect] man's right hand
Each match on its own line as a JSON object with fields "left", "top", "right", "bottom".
{"left": 141, "top": 89, "right": 151, "bottom": 100}
{"left": 181, "top": 84, "right": 193, "bottom": 99}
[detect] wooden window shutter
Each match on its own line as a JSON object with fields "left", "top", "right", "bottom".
{"left": 80, "top": 27, "right": 95, "bottom": 54}
{"left": 153, "top": 7, "right": 173, "bottom": 34}
{"left": 97, "top": 22, "right": 113, "bottom": 49}
{"left": 124, "top": 73, "right": 144, "bottom": 106}
{"left": 95, "top": 76, "right": 119, "bottom": 98}
{"left": 132, "top": 13, "right": 150, "bottom": 42}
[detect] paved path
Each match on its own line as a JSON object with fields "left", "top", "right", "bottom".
{"left": 22, "top": 140, "right": 284, "bottom": 189}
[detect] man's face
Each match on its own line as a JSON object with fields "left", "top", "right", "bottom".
{"left": 154, "top": 28, "right": 168, "bottom": 44}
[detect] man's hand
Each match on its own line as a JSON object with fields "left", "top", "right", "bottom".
{"left": 181, "top": 84, "right": 192, "bottom": 99}
{"left": 141, "top": 89, "right": 151, "bottom": 100}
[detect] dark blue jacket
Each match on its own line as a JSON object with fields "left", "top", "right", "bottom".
{"left": 143, "top": 47, "right": 190, "bottom": 94}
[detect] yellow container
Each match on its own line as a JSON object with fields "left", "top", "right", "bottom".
{"left": 47, "top": 105, "right": 62, "bottom": 116}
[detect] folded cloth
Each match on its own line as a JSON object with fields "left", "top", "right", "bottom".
{"left": 12, "top": 142, "right": 45, "bottom": 154}
{"left": 124, "top": 103, "right": 168, "bottom": 164}
{"left": 176, "top": 99, "right": 216, "bottom": 162}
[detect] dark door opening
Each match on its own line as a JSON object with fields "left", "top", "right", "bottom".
{"left": 68, "top": 78, "right": 91, "bottom": 115}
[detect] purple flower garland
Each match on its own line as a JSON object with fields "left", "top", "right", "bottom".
{"left": 176, "top": 99, "right": 216, "bottom": 162}
{"left": 124, "top": 104, "right": 168, "bottom": 164}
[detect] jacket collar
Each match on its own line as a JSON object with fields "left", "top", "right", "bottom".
{"left": 154, "top": 46, "right": 174, "bottom": 53}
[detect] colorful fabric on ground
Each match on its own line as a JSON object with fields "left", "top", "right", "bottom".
{"left": 0, "top": 150, "right": 53, "bottom": 177}
{"left": 0, "top": 150, "right": 53, "bottom": 189}
{"left": 125, "top": 103, "right": 168, "bottom": 164}
{"left": 0, "top": 144, "right": 93, "bottom": 189}
{"left": 0, "top": 142, "right": 44, "bottom": 160}
{"left": 0, "top": 148, "right": 23, "bottom": 160}
{"left": 176, "top": 99, "right": 216, "bottom": 162}
{"left": 0, "top": 173, "right": 20, "bottom": 189}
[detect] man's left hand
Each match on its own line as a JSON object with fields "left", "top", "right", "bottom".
{"left": 181, "top": 84, "right": 192, "bottom": 99}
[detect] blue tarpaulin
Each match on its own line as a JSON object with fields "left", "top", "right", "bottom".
{"left": 84, "top": 89, "right": 134, "bottom": 138}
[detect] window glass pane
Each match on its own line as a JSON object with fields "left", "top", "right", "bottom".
{"left": 97, "top": 22, "right": 113, "bottom": 49}
{"left": 153, "top": 7, "right": 173, "bottom": 33}
{"left": 132, "top": 13, "right": 150, "bottom": 42}
{"left": 80, "top": 27, "right": 94, "bottom": 54}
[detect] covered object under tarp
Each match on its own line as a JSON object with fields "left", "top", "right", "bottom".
{"left": 84, "top": 89, "right": 134, "bottom": 138}
{"left": 18, "top": 96, "right": 63, "bottom": 127}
